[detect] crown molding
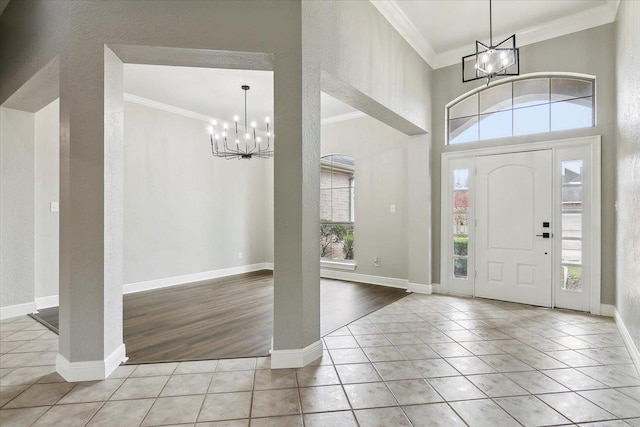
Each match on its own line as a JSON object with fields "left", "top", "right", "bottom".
{"left": 124, "top": 93, "right": 215, "bottom": 123}
{"left": 321, "top": 111, "right": 366, "bottom": 125}
{"left": 372, "top": 0, "right": 620, "bottom": 70}
{"left": 126, "top": 92, "right": 358, "bottom": 125}
{"left": 370, "top": 0, "right": 436, "bottom": 66}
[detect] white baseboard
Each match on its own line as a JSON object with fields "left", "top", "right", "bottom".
{"left": 271, "top": 339, "right": 323, "bottom": 369}
{"left": 10, "top": 264, "right": 273, "bottom": 319}
{"left": 321, "top": 260, "right": 357, "bottom": 271}
{"left": 320, "top": 269, "right": 408, "bottom": 289}
{"left": 407, "top": 283, "right": 432, "bottom": 294}
{"left": 431, "top": 283, "right": 442, "bottom": 294}
{"left": 56, "top": 343, "right": 127, "bottom": 382}
{"left": 36, "top": 295, "right": 59, "bottom": 310}
{"left": 123, "top": 263, "right": 272, "bottom": 294}
{"left": 615, "top": 309, "right": 640, "bottom": 376}
{"left": 0, "top": 302, "right": 37, "bottom": 320}
{"left": 600, "top": 303, "right": 616, "bottom": 317}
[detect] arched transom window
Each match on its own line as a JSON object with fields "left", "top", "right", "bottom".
{"left": 447, "top": 74, "right": 595, "bottom": 145}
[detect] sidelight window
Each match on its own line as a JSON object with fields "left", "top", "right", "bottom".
{"left": 560, "top": 160, "right": 583, "bottom": 291}
{"left": 452, "top": 168, "right": 469, "bottom": 278}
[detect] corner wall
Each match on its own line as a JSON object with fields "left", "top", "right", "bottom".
{"left": 34, "top": 99, "right": 60, "bottom": 301}
{"left": 0, "top": 107, "right": 35, "bottom": 312}
{"left": 614, "top": 0, "right": 640, "bottom": 356}
{"left": 321, "top": 116, "right": 409, "bottom": 281}
{"left": 123, "top": 101, "right": 272, "bottom": 284}
{"left": 307, "top": 0, "right": 432, "bottom": 133}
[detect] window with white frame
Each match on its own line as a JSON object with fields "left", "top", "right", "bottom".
{"left": 320, "top": 154, "right": 355, "bottom": 261}
{"left": 560, "top": 160, "right": 584, "bottom": 291}
{"left": 452, "top": 168, "right": 470, "bottom": 279}
{"left": 448, "top": 75, "right": 595, "bottom": 145}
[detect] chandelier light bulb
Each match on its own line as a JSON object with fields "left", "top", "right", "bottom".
{"left": 209, "top": 85, "right": 274, "bottom": 159}
{"left": 500, "top": 51, "right": 506, "bottom": 59}
{"left": 502, "top": 58, "right": 509, "bottom": 66}
{"left": 487, "top": 64, "right": 494, "bottom": 72}
{"left": 482, "top": 54, "right": 489, "bottom": 63}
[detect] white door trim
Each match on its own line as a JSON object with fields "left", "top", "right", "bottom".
{"left": 587, "top": 138, "right": 602, "bottom": 315}
{"left": 441, "top": 135, "right": 601, "bottom": 314}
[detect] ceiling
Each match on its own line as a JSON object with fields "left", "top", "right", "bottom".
{"left": 123, "top": 1, "right": 619, "bottom": 121}
{"left": 124, "top": 64, "right": 357, "bottom": 123}
{"left": 124, "top": 65, "right": 274, "bottom": 125}
{"left": 371, "top": 0, "right": 619, "bottom": 69}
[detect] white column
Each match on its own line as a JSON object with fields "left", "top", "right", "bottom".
{"left": 56, "top": 43, "right": 126, "bottom": 381}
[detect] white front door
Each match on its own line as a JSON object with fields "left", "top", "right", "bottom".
{"left": 475, "top": 150, "right": 553, "bottom": 307}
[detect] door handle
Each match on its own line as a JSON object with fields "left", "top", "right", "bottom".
{"left": 536, "top": 232, "right": 550, "bottom": 238}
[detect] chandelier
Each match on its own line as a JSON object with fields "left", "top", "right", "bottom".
{"left": 462, "top": 0, "right": 519, "bottom": 84}
{"left": 208, "top": 85, "right": 274, "bottom": 159}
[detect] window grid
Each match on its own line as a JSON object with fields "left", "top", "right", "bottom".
{"left": 448, "top": 76, "right": 595, "bottom": 145}
{"left": 320, "top": 155, "right": 355, "bottom": 261}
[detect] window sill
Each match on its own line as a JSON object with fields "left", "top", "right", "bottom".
{"left": 321, "top": 259, "right": 357, "bottom": 271}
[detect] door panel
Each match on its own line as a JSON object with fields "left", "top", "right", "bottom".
{"left": 475, "top": 150, "right": 553, "bottom": 307}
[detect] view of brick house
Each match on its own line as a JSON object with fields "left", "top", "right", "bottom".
{"left": 320, "top": 155, "right": 355, "bottom": 260}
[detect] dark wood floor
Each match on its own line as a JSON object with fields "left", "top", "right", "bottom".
{"left": 32, "top": 271, "right": 407, "bottom": 364}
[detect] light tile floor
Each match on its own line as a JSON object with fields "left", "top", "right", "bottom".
{"left": 1, "top": 293, "right": 639, "bottom": 426}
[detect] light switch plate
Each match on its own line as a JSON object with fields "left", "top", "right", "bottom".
{"left": 390, "top": 204, "right": 396, "bottom": 213}
{"left": 50, "top": 202, "right": 59, "bottom": 212}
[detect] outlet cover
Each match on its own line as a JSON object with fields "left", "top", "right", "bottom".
{"left": 50, "top": 202, "right": 59, "bottom": 212}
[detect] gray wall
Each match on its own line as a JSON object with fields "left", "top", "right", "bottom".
{"left": 6, "top": 97, "right": 274, "bottom": 301}
{"left": 1, "top": 0, "right": 312, "bottom": 361}
{"left": 34, "top": 99, "right": 59, "bottom": 300}
{"left": 0, "top": 107, "right": 35, "bottom": 308}
{"left": 407, "top": 133, "right": 431, "bottom": 287}
{"left": 321, "top": 115, "right": 409, "bottom": 280}
{"left": 123, "top": 101, "right": 271, "bottom": 283}
{"left": 311, "top": 0, "right": 433, "bottom": 288}
{"left": 615, "top": 1, "right": 640, "bottom": 349}
{"left": 0, "top": 0, "right": 432, "bottom": 362}
{"left": 309, "top": 1, "right": 432, "bottom": 133}
{"left": 431, "top": 24, "right": 617, "bottom": 305}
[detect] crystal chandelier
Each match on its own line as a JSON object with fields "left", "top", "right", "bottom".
{"left": 208, "top": 85, "right": 274, "bottom": 159}
{"left": 462, "top": 0, "right": 519, "bottom": 84}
